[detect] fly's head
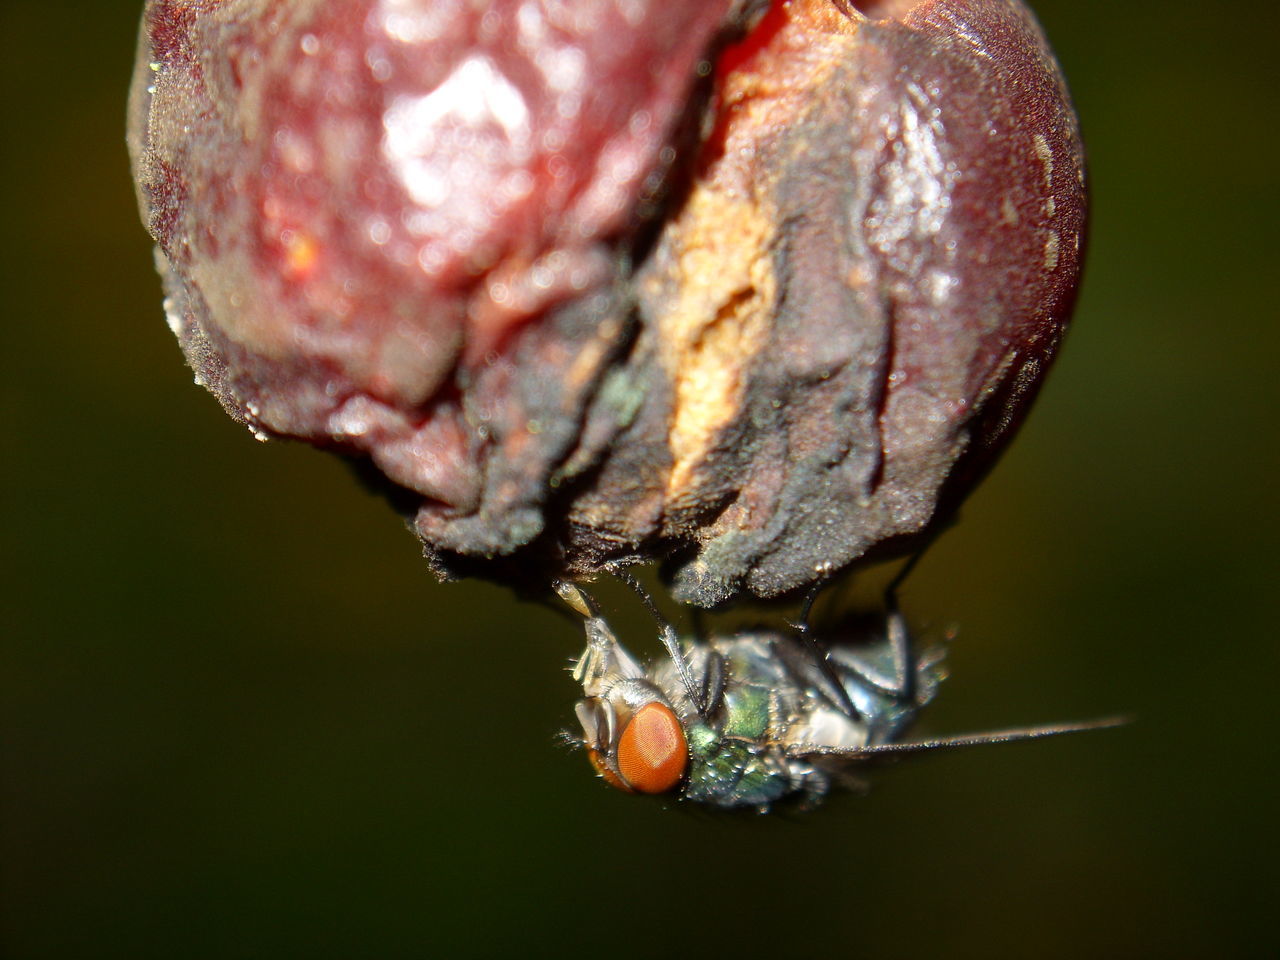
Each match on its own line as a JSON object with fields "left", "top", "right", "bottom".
{"left": 576, "top": 696, "right": 689, "bottom": 795}
{"left": 569, "top": 625, "right": 797, "bottom": 806}
{"left": 561, "top": 581, "right": 690, "bottom": 796}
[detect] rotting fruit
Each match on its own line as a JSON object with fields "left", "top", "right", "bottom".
{"left": 129, "top": 0, "right": 1086, "bottom": 607}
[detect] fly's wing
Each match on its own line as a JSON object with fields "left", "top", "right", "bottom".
{"left": 786, "top": 716, "right": 1129, "bottom": 760}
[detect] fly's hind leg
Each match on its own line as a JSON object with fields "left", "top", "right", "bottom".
{"left": 822, "top": 547, "right": 931, "bottom": 708}
{"left": 791, "top": 562, "right": 917, "bottom": 718}
{"left": 793, "top": 575, "right": 862, "bottom": 721}
{"left": 877, "top": 522, "right": 956, "bottom": 702}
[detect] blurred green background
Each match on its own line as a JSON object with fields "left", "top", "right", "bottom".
{"left": 4, "top": 1, "right": 1276, "bottom": 956}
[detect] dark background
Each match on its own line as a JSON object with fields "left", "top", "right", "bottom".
{"left": 4, "top": 1, "right": 1276, "bottom": 956}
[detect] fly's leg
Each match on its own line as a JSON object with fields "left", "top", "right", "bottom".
{"left": 608, "top": 566, "right": 711, "bottom": 719}
{"left": 837, "top": 549, "right": 927, "bottom": 703}
{"left": 879, "top": 598, "right": 916, "bottom": 703}
{"left": 814, "top": 548, "right": 932, "bottom": 713}
{"left": 794, "top": 576, "right": 862, "bottom": 720}
{"left": 879, "top": 563, "right": 917, "bottom": 704}
{"left": 877, "top": 523, "right": 955, "bottom": 701}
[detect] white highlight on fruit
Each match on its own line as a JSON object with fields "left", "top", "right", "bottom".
{"left": 383, "top": 55, "right": 531, "bottom": 211}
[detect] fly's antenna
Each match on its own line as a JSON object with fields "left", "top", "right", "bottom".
{"left": 609, "top": 566, "right": 710, "bottom": 720}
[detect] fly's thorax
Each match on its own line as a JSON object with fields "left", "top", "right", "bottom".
{"left": 675, "top": 636, "right": 829, "bottom": 809}
{"left": 683, "top": 722, "right": 801, "bottom": 809}
{"left": 706, "top": 633, "right": 874, "bottom": 746}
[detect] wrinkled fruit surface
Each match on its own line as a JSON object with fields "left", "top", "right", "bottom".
{"left": 129, "top": 0, "right": 1085, "bottom": 606}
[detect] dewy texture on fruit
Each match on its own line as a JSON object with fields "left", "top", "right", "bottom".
{"left": 129, "top": 0, "right": 1086, "bottom": 606}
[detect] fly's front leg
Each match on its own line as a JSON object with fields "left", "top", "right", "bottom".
{"left": 608, "top": 566, "right": 710, "bottom": 719}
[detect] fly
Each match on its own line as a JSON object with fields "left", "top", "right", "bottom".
{"left": 556, "top": 580, "right": 1123, "bottom": 811}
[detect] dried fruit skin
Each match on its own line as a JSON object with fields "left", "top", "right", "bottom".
{"left": 571, "top": 0, "right": 1087, "bottom": 603}
{"left": 130, "top": 0, "right": 1085, "bottom": 606}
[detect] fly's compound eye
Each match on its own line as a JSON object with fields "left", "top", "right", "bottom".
{"left": 614, "top": 702, "right": 688, "bottom": 795}
{"left": 587, "top": 749, "right": 631, "bottom": 793}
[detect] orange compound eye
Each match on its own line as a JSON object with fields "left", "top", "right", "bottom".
{"left": 587, "top": 748, "right": 631, "bottom": 793}
{"left": 615, "top": 702, "right": 688, "bottom": 794}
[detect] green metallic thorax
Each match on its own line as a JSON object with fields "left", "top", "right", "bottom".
{"left": 682, "top": 675, "right": 796, "bottom": 808}
{"left": 684, "top": 724, "right": 794, "bottom": 808}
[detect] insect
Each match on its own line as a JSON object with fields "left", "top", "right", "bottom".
{"left": 556, "top": 579, "right": 1122, "bottom": 811}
